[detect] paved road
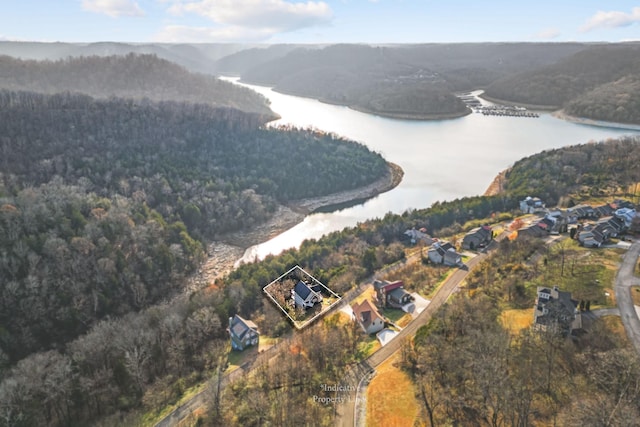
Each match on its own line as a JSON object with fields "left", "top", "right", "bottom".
{"left": 337, "top": 240, "right": 498, "bottom": 427}
{"left": 155, "top": 251, "right": 425, "bottom": 426}
{"left": 614, "top": 241, "right": 640, "bottom": 355}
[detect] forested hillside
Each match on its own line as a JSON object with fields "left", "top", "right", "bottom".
{"left": 0, "top": 90, "right": 387, "bottom": 362}
{"left": 501, "top": 135, "right": 640, "bottom": 204}
{"left": 233, "top": 43, "right": 588, "bottom": 119}
{"left": 485, "top": 45, "right": 640, "bottom": 123}
{"left": 565, "top": 74, "right": 640, "bottom": 124}
{"left": 0, "top": 54, "right": 274, "bottom": 116}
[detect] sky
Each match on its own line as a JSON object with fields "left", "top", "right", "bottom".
{"left": 1, "top": 1, "right": 639, "bottom": 44}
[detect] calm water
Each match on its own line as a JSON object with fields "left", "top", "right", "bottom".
{"left": 227, "top": 79, "right": 638, "bottom": 263}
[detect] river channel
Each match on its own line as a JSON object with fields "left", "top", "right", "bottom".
{"left": 227, "top": 79, "right": 638, "bottom": 263}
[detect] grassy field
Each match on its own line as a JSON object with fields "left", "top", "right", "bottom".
{"left": 358, "top": 334, "right": 381, "bottom": 358}
{"left": 600, "top": 315, "right": 629, "bottom": 346}
{"left": 500, "top": 308, "right": 534, "bottom": 336}
{"left": 366, "top": 354, "right": 420, "bottom": 427}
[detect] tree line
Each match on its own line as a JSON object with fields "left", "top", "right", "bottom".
{"left": 501, "top": 135, "right": 640, "bottom": 204}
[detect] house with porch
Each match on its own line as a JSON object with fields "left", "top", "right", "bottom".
{"left": 228, "top": 314, "right": 259, "bottom": 351}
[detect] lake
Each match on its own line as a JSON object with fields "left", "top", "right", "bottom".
{"left": 227, "top": 79, "right": 638, "bottom": 263}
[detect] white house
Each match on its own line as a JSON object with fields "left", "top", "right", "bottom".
{"left": 292, "top": 280, "right": 323, "bottom": 308}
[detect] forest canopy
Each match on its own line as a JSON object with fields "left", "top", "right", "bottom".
{"left": 0, "top": 54, "right": 274, "bottom": 117}
{"left": 485, "top": 45, "right": 640, "bottom": 124}
{"left": 0, "top": 90, "right": 388, "bottom": 361}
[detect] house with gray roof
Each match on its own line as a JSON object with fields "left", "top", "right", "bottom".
{"left": 427, "top": 241, "right": 463, "bottom": 267}
{"left": 533, "top": 286, "right": 581, "bottom": 335}
{"left": 228, "top": 314, "right": 259, "bottom": 351}
{"left": 462, "top": 225, "right": 492, "bottom": 250}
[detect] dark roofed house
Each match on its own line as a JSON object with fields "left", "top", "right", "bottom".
{"left": 578, "top": 225, "right": 605, "bottom": 248}
{"left": 228, "top": 314, "right": 259, "bottom": 351}
{"left": 427, "top": 241, "right": 463, "bottom": 266}
{"left": 462, "top": 225, "right": 492, "bottom": 250}
{"left": 292, "top": 280, "right": 323, "bottom": 309}
{"left": 517, "top": 223, "right": 547, "bottom": 240}
{"left": 533, "top": 286, "right": 581, "bottom": 335}
{"left": 594, "top": 203, "right": 615, "bottom": 217}
{"left": 352, "top": 299, "right": 385, "bottom": 334}
{"left": 373, "top": 279, "right": 414, "bottom": 310}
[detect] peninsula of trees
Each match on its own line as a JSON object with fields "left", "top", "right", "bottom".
{"left": 0, "top": 83, "right": 388, "bottom": 365}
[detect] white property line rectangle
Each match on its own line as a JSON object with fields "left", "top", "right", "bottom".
{"left": 263, "top": 264, "right": 342, "bottom": 329}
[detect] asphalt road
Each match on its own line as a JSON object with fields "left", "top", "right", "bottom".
{"left": 614, "top": 241, "right": 640, "bottom": 355}
{"left": 337, "top": 244, "right": 495, "bottom": 427}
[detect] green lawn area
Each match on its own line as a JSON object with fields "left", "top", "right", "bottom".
{"left": 226, "top": 345, "right": 257, "bottom": 373}
{"left": 358, "top": 334, "right": 381, "bottom": 358}
{"left": 138, "top": 377, "right": 208, "bottom": 426}
{"left": 381, "top": 307, "right": 412, "bottom": 327}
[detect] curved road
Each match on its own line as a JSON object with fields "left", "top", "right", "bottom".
{"left": 614, "top": 241, "right": 640, "bottom": 354}
{"left": 338, "top": 240, "right": 498, "bottom": 427}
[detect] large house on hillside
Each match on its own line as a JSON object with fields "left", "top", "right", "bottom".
{"left": 228, "top": 314, "right": 259, "bottom": 351}
{"left": 533, "top": 286, "right": 581, "bottom": 335}
{"left": 462, "top": 225, "right": 492, "bottom": 250}
{"left": 427, "top": 241, "right": 463, "bottom": 266}
{"left": 292, "top": 280, "right": 323, "bottom": 309}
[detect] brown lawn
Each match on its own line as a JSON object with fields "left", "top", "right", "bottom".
{"left": 366, "top": 354, "right": 420, "bottom": 427}
{"left": 500, "top": 308, "right": 534, "bottom": 336}
{"left": 600, "top": 315, "right": 629, "bottom": 346}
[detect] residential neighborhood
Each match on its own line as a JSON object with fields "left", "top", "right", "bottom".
{"left": 516, "top": 198, "right": 637, "bottom": 246}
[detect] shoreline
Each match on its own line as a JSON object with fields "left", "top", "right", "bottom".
{"left": 189, "top": 162, "right": 404, "bottom": 288}
{"left": 552, "top": 110, "right": 640, "bottom": 132}
{"left": 239, "top": 78, "right": 470, "bottom": 121}
{"left": 478, "top": 93, "right": 558, "bottom": 111}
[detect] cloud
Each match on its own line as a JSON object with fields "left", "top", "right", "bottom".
{"left": 81, "top": 0, "right": 145, "bottom": 17}
{"left": 534, "top": 28, "right": 560, "bottom": 40}
{"left": 154, "top": 24, "right": 275, "bottom": 42}
{"left": 580, "top": 7, "right": 640, "bottom": 32}
{"left": 165, "top": 0, "right": 332, "bottom": 33}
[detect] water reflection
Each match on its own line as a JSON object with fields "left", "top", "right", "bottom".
{"left": 224, "top": 78, "right": 638, "bottom": 263}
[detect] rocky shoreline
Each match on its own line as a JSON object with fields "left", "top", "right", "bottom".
{"left": 187, "top": 162, "right": 404, "bottom": 290}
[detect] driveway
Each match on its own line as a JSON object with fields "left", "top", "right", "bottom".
{"left": 614, "top": 241, "right": 640, "bottom": 355}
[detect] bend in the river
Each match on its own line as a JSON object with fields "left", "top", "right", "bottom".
{"left": 224, "top": 78, "right": 638, "bottom": 264}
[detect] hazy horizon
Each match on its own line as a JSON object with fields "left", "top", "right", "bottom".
{"left": 2, "top": 1, "right": 639, "bottom": 45}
